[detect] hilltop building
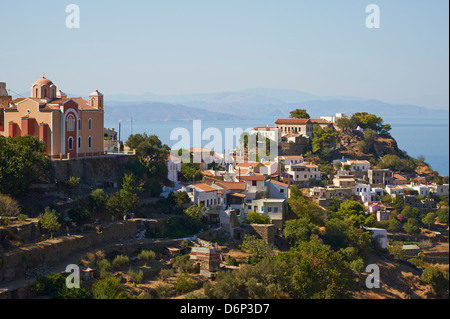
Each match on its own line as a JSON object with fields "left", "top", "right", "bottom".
{"left": 0, "top": 78, "right": 104, "bottom": 158}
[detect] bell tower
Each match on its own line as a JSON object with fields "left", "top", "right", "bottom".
{"left": 89, "top": 90, "right": 104, "bottom": 109}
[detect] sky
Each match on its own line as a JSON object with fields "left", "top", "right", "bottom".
{"left": 0, "top": 0, "right": 448, "bottom": 109}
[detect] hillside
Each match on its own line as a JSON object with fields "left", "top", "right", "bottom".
{"left": 332, "top": 129, "right": 405, "bottom": 160}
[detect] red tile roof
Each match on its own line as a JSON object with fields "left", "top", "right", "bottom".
{"left": 310, "top": 119, "right": 332, "bottom": 124}
{"left": 275, "top": 119, "right": 311, "bottom": 125}
{"left": 267, "top": 180, "right": 289, "bottom": 187}
{"left": 238, "top": 175, "right": 266, "bottom": 181}
{"left": 215, "top": 181, "right": 246, "bottom": 191}
{"left": 193, "top": 183, "right": 218, "bottom": 192}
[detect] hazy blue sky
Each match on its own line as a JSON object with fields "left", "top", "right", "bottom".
{"left": 0, "top": 0, "right": 448, "bottom": 108}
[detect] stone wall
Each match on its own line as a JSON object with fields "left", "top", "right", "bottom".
{"left": 0, "top": 219, "right": 41, "bottom": 245}
{"left": 50, "top": 155, "right": 138, "bottom": 184}
{"left": 233, "top": 224, "right": 275, "bottom": 246}
{"left": 279, "top": 137, "right": 309, "bottom": 156}
{"left": 0, "top": 220, "right": 138, "bottom": 284}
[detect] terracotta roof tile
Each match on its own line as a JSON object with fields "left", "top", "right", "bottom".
{"left": 275, "top": 118, "right": 311, "bottom": 125}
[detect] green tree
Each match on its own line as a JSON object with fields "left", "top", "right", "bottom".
{"left": 126, "top": 133, "right": 170, "bottom": 163}
{"left": 106, "top": 190, "right": 139, "bottom": 220}
{"left": 137, "top": 250, "right": 156, "bottom": 266}
{"left": 172, "top": 255, "right": 193, "bottom": 273}
{"left": 388, "top": 241, "right": 406, "bottom": 260}
{"left": 241, "top": 235, "right": 273, "bottom": 265}
{"left": 175, "top": 274, "right": 197, "bottom": 293}
{"left": 180, "top": 162, "right": 203, "bottom": 182}
{"left": 112, "top": 254, "right": 130, "bottom": 269}
{"left": 422, "top": 212, "right": 436, "bottom": 229}
{"left": 0, "top": 136, "right": 50, "bottom": 197}
{"left": 274, "top": 238, "right": 354, "bottom": 299}
{"left": 421, "top": 267, "right": 449, "bottom": 295}
{"left": 289, "top": 109, "right": 310, "bottom": 119}
{"left": 288, "top": 191, "right": 326, "bottom": 226}
{"left": 337, "top": 117, "right": 358, "bottom": 131}
{"left": 283, "top": 218, "right": 319, "bottom": 245}
{"left": 68, "top": 208, "right": 90, "bottom": 226}
{"left": 311, "top": 126, "right": 337, "bottom": 162}
{"left": 39, "top": 207, "right": 61, "bottom": 239}
{"left": 127, "top": 268, "right": 144, "bottom": 287}
{"left": 184, "top": 204, "right": 206, "bottom": 221}
{"left": 403, "top": 218, "right": 421, "bottom": 235}
{"left": 171, "top": 191, "right": 191, "bottom": 207}
{"left": 89, "top": 189, "right": 107, "bottom": 219}
{"left": 387, "top": 218, "right": 402, "bottom": 233}
{"left": 436, "top": 208, "right": 449, "bottom": 224}
{"left": 121, "top": 173, "right": 144, "bottom": 196}
{"left": 333, "top": 200, "right": 371, "bottom": 227}
{"left": 244, "top": 212, "right": 271, "bottom": 225}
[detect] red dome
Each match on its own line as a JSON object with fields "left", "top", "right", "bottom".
{"left": 34, "top": 77, "right": 53, "bottom": 86}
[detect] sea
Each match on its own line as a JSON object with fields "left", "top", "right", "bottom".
{"left": 105, "top": 114, "right": 449, "bottom": 176}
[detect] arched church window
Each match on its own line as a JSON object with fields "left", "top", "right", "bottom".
{"left": 67, "top": 114, "right": 75, "bottom": 131}
{"left": 68, "top": 137, "right": 73, "bottom": 150}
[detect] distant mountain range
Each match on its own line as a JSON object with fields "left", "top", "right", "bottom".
{"left": 13, "top": 88, "right": 449, "bottom": 122}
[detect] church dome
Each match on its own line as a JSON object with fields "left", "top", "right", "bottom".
{"left": 34, "top": 77, "right": 53, "bottom": 86}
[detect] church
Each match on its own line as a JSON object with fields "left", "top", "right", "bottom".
{"left": 0, "top": 77, "right": 104, "bottom": 159}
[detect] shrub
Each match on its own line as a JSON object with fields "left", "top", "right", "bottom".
{"left": 155, "top": 283, "right": 174, "bottom": 299}
{"left": 421, "top": 267, "right": 449, "bottom": 295}
{"left": 17, "top": 214, "right": 28, "bottom": 221}
{"left": 0, "top": 193, "right": 20, "bottom": 217}
{"left": 172, "top": 255, "right": 193, "bottom": 273}
{"left": 388, "top": 242, "right": 406, "bottom": 261}
{"left": 159, "top": 268, "right": 175, "bottom": 280}
{"left": 97, "top": 259, "right": 112, "bottom": 278}
{"left": 65, "top": 176, "right": 80, "bottom": 189}
{"left": 92, "top": 276, "right": 129, "bottom": 299}
{"left": 68, "top": 208, "right": 91, "bottom": 226}
{"left": 184, "top": 292, "right": 209, "bottom": 299}
{"left": 407, "top": 257, "right": 427, "bottom": 268}
{"left": 127, "top": 268, "right": 144, "bottom": 286}
{"left": 112, "top": 255, "right": 129, "bottom": 269}
{"left": 31, "top": 273, "right": 91, "bottom": 299}
{"left": 244, "top": 212, "right": 271, "bottom": 225}
{"left": 227, "top": 257, "right": 239, "bottom": 266}
{"left": 138, "top": 250, "right": 156, "bottom": 265}
{"left": 174, "top": 274, "right": 197, "bottom": 293}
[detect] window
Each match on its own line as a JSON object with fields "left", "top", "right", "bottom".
{"left": 267, "top": 207, "right": 272, "bottom": 213}
{"left": 78, "top": 137, "right": 81, "bottom": 148}
{"left": 252, "top": 181, "right": 257, "bottom": 186}
{"left": 78, "top": 119, "right": 81, "bottom": 130}
{"left": 88, "top": 118, "right": 92, "bottom": 130}
{"left": 88, "top": 136, "right": 92, "bottom": 148}
{"left": 68, "top": 137, "right": 73, "bottom": 150}
{"left": 280, "top": 189, "right": 284, "bottom": 193}
{"left": 66, "top": 114, "right": 75, "bottom": 131}
{"left": 248, "top": 205, "right": 252, "bottom": 210}
{"left": 274, "top": 207, "right": 279, "bottom": 213}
